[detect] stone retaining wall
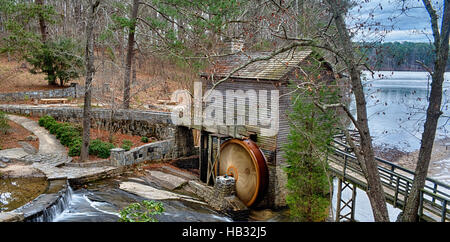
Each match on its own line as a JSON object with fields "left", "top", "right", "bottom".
{"left": 0, "top": 104, "right": 196, "bottom": 161}
{"left": 110, "top": 140, "right": 175, "bottom": 167}
{"left": 0, "top": 83, "right": 111, "bottom": 101}
{"left": 0, "top": 86, "right": 77, "bottom": 101}
{"left": 0, "top": 104, "right": 175, "bottom": 140}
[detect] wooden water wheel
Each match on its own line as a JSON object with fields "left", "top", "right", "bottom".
{"left": 215, "top": 139, "right": 269, "bottom": 207}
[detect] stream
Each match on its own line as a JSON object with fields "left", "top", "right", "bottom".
{"left": 52, "top": 178, "right": 234, "bottom": 222}
{"left": 51, "top": 178, "right": 291, "bottom": 222}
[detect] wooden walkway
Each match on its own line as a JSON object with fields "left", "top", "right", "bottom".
{"left": 328, "top": 135, "right": 450, "bottom": 222}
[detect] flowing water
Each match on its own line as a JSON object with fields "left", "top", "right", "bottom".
{"left": 51, "top": 179, "right": 235, "bottom": 222}
{"left": 28, "top": 184, "right": 73, "bottom": 222}
{"left": 47, "top": 178, "right": 290, "bottom": 222}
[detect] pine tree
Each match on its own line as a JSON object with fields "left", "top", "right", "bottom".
{"left": 283, "top": 75, "right": 338, "bottom": 222}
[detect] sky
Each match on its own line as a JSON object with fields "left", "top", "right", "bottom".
{"left": 348, "top": 0, "right": 445, "bottom": 43}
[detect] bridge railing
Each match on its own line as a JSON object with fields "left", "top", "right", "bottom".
{"left": 329, "top": 138, "right": 450, "bottom": 221}
{"left": 419, "top": 189, "right": 449, "bottom": 222}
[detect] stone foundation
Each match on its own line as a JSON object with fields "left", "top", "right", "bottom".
{"left": 252, "top": 164, "right": 288, "bottom": 209}
{"left": 187, "top": 176, "right": 249, "bottom": 221}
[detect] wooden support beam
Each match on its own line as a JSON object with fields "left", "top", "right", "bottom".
{"left": 335, "top": 178, "right": 342, "bottom": 222}
{"left": 199, "top": 131, "right": 208, "bottom": 183}
{"left": 207, "top": 134, "right": 213, "bottom": 185}
{"left": 335, "top": 178, "right": 357, "bottom": 222}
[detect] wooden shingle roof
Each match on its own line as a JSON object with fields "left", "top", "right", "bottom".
{"left": 202, "top": 49, "right": 313, "bottom": 81}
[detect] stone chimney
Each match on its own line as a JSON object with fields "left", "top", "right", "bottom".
{"left": 221, "top": 37, "right": 244, "bottom": 54}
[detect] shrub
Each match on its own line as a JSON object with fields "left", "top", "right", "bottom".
{"left": 49, "top": 122, "right": 63, "bottom": 135}
{"left": 89, "top": 139, "right": 103, "bottom": 155}
{"left": 121, "top": 139, "right": 133, "bottom": 151}
{"left": 141, "top": 136, "right": 149, "bottom": 143}
{"left": 72, "top": 123, "right": 83, "bottom": 134}
{"left": 119, "top": 200, "right": 164, "bottom": 222}
{"left": 39, "top": 117, "right": 116, "bottom": 159}
{"left": 60, "top": 130, "right": 80, "bottom": 146}
{"left": 55, "top": 123, "right": 74, "bottom": 139}
{"left": 89, "top": 139, "right": 115, "bottom": 159}
{"left": 43, "top": 119, "right": 57, "bottom": 130}
{"left": 0, "top": 111, "right": 10, "bottom": 135}
{"left": 26, "top": 38, "right": 84, "bottom": 86}
{"left": 38, "top": 115, "right": 55, "bottom": 127}
{"left": 68, "top": 138, "right": 82, "bottom": 157}
{"left": 46, "top": 121, "right": 60, "bottom": 133}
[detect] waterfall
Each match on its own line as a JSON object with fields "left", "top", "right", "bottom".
{"left": 27, "top": 184, "right": 73, "bottom": 222}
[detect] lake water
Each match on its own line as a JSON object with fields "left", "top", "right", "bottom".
{"left": 340, "top": 71, "right": 450, "bottom": 221}
{"left": 352, "top": 71, "right": 450, "bottom": 152}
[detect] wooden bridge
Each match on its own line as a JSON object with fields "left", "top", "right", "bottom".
{"left": 328, "top": 133, "right": 450, "bottom": 222}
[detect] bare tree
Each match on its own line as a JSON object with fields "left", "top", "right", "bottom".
{"left": 317, "top": 0, "right": 389, "bottom": 222}
{"left": 123, "top": 0, "right": 139, "bottom": 109}
{"left": 402, "top": 0, "right": 450, "bottom": 222}
{"left": 81, "top": 0, "right": 100, "bottom": 162}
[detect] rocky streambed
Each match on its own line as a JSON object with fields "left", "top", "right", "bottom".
{"left": 52, "top": 168, "right": 291, "bottom": 222}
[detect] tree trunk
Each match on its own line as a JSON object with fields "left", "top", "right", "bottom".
{"left": 327, "top": 0, "right": 390, "bottom": 221}
{"left": 123, "top": 0, "right": 139, "bottom": 109}
{"left": 36, "top": 0, "right": 48, "bottom": 43}
{"left": 81, "top": 0, "right": 100, "bottom": 162}
{"left": 132, "top": 50, "right": 137, "bottom": 84}
{"left": 74, "top": 0, "right": 82, "bottom": 35}
{"left": 402, "top": 0, "right": 450, "bottom": 222}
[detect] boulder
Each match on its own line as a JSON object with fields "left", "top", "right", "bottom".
{"left": 25, "top": 135, "right": 38, "bottom": 141}
{"left": 19, "top": 142, "right": 38, "bottom": 155}
{"left": 0, "top": 148, "right": 28, "bottom": 160}
{"left": 0, "top": 212, "right": 24, "bottom": 222}
{"left": 0, "top": 156, "right": 10, "bottom": 163}
{"left": 145, "top": 170, "right": 188, "bottom": 190}
{"left": 119, "top": 181, "right": 206, "bottom": 205}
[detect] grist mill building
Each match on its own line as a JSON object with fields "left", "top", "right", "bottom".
{"left": 191, "top": 44, "right": 336, "bottom": 208}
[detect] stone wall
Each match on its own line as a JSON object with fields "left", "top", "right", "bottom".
{"left": 0, "top": 104, "right": 174, "bottom": 140}
{"left": 0, "top": 83, "right": 112, "bottom": 101}
{"left": 110, "top": 140, "right": 175, "bottom": 167}
{"left": 0, "top": 85, "right": 77, "bottom": 101}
